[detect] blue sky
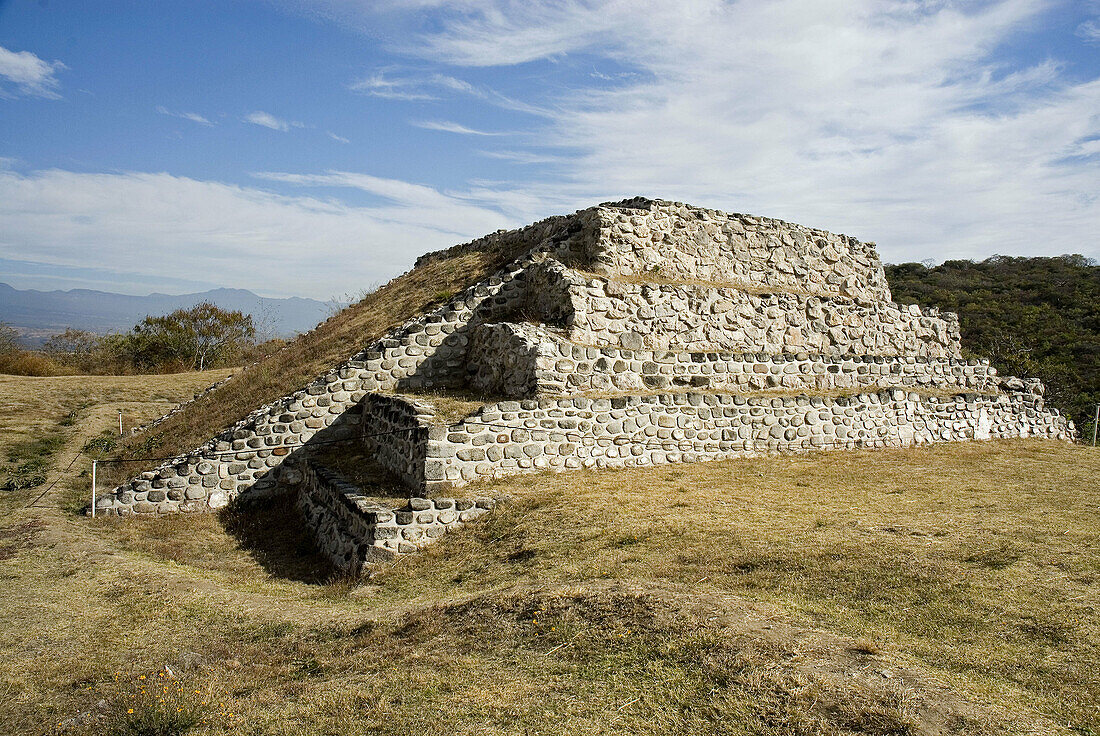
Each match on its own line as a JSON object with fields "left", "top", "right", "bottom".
{"left": 1, "top": 0, "right": 1098, "bottom": 299}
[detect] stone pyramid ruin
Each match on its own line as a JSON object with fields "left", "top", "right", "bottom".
{"left": 94, "top": 198, "right": 1075, "bottom": 570}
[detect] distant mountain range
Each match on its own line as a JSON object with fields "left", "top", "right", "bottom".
{"left": 0, "top": 283, "right": 329, "bottom": 345}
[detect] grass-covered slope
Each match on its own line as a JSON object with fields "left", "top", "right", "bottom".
{"left": 1, "top": 372, "right": 1098, "bottom": 734}
{"left": 98, "top": 241, "right": 533, "bottom": 486}
{"left": 886, "top": 255, "right": 1099, "bottom": 437}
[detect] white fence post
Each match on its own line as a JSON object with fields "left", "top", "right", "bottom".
{"left": 1093, "top": 404, "right": 1099, "bottom": 448}
{"left": 91, "top": 460, "right": 96, "bottom": 518}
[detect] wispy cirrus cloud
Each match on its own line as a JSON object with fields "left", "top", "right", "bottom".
{"left": 348, "top": 70, "right": 479, "bottom": 100}
{"left": 326, "top": 131, "right": 350, "bottom": 143}
{"left": 1078, "top": 20, "right": 1100, "bottom": 43}
{"left": 243, "top": 110, "right": 304, "bottom": 131}
{"left": 251, "top": 168, "right": 516, "bottom": 232}
{"left": 0, "top": 44, "right": 65, "bottom": 98}
{"left": 156, "top": 105, "right": 214, "bottom": 125}
{"left": 413, "top": 119, "right": 503, "bottom": 135}
{"left": 478, "top": 149, "right": 561, "bottom": 165}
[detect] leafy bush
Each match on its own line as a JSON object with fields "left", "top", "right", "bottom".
{"left": 98, "top": 302, "right": 256, "bottom": 373}
{"left": 1, "top": 461, "right": 48, "bottom": 491}
{"left": 886, "top": 254, "right": 1099, "bottom": 438}
{"left": 2, "top": 300, "right": 263, "bottom": 377}
{"left": 82, "top": 432, "right": 120, "bottom": 458}
{"left": 0, "top": 349, "right": 71, "bottom": 377}
{"left": 42, "top": 328, "right": 103, "bottom": 372}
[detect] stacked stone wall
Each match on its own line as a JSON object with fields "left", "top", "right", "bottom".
{"left": 297, "top": 462, "right": 393, "bottom": 572}
{"left": 406, "top": 389, "right": 1071, "bottom": 490}
{"left": 93, "top": 196, "right": 1075, "bottom": 525}
{"left": 297, "top": 461, "right": 494, "bottom": 572}
{"left": 362, "top": 394, "right": 433, "bottom": 491}
{"left": 96, "top": 213, "right": 600, "bottom": 516}
{"left": 468, "top": 323, "right": 997, "bottom": 398}
{"left": 526, "top": 261, "right": 961, "bottom": 357}
{"left": 584, "top": 198, "right": 892, "bottom": 303}
{"left": 466, "top": 322, "right": 543, "bottom": 397}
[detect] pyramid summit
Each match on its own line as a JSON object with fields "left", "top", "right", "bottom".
{"left": 94, "top": 198, "right": 1075, "bottom": 569}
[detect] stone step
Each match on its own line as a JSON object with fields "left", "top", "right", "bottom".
{"left": 523, "top": 259, "right": 961, "bottom": 357}
{"left": 466, "top": 321, "right": 997, "bottom": 399}
{"left": 296, "top": 460, "right": 495, "bottom": 574}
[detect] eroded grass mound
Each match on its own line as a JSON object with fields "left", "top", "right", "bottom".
{"left": 99, "top": 245, "right": 525, "bottom": 487}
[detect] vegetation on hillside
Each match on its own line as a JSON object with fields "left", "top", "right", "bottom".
{"left": 886, "top": 255, "right": 1099, "bottom": 439}
{"left": 0, "top": 369, "right": 1097, "bottom": 733}
{"left": 1, "top": 303, "right": 264, "bottom": 377}
{"left": 99, "top": 302, "right": 257, "bottom": 373}
{"left": 95, "top": 242, "right": 532, "bottom": 487}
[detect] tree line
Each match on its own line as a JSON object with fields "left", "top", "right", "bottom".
{"left": 0, "top": 302, "right": 272, "bottom": 376}
{"left": 885, "top": 254, "right": 1098, "bottom": 441}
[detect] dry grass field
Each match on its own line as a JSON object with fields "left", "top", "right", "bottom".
{"left": 0, "top": 371, "right": 1097, "bottom": 735}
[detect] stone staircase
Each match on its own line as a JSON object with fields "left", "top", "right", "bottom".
{"left": 94, "top": 198, "right": 1074, "bottom": 571}
{"left": 297, "top": 461, "right": 495, "bottom": 571}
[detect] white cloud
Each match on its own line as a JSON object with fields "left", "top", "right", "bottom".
{"left": 1074, "top": 138, "right": 1100, "bottom": 157}
{"left": 0, "top": 45, "right": 65, "bottom": 98}
{"left": 251, "top": 169, "right": 527, "bottom": 231}
{"left": 156, "top": 106, "right": 215, "bottom": 125}
{"left": 413, "top": 120, "right": 503, "bottom": 135}
{"left": 327, "top": 131, "right": 351, "bottom": 143}
{"left": 348, "top": 70, "right": 479, "bottom": 100}
{"left": 244, "top": 110, "right": 303, "bottom": 131}
{"left": 0, "top": 168, "right": 521, "bottom": 299}
{"left": 355, "top": 0, "right": 1100, "bottom": 264}
{"left": 478, "top": 149, "right": 561, "bottom": 164}
{"left": 1078, "top": 19, "right": 1100, "bottom": 43}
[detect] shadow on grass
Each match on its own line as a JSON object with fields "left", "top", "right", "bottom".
{"left": 219, "top": 492, "right": 336, "bottom": 585}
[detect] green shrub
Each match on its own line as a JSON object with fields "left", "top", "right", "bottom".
{"left": 886, "top": 254, "right": 1099, "bottom": 435}
{"left": 1, "top": 460, "right": 49, "bottom": 491}
{"left": 1, "top": 434, "right": 67, "bottom": 491}
{"left": 82, "top": 432, "right": 119, "bottom": 457}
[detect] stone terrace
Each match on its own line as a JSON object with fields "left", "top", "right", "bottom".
{"left": 92, "top": 198, "right": 1076, "bottom": 570}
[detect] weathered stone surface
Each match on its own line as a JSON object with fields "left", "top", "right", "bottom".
{"left": 95, "top": 196, "right": 1073, "bottom": 534}
{"left": 293, "top": 461, "right": 497, "bottom": 571}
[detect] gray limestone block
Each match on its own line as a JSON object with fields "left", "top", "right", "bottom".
{"left": 373, "top": 526, "right": 399, "bottom": 540}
